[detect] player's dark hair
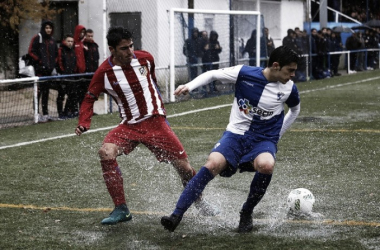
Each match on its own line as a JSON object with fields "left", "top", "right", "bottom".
{"left": 268, "top": 45, "right": 299, "bottom": 69}
{"left": 86, "top": 29, "right": 94, "bottom": 33}
{"left": 107, "top": 26, "right": 133, "bottom": 48}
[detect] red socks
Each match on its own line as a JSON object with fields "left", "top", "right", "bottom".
{"left": 101, "top": 159, "right": 126, "bottom": 206}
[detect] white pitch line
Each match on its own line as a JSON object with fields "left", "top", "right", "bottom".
{"left": 0, "top": 104, "right": 232, "bottom": 150}
{"left": 1, "top": 75, "right": 379, "bottom": 151}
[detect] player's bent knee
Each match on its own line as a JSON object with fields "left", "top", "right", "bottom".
{"left": 98, "top": 143, "right": 119, "bottom": 160}
{"left": 256, "top": 163, "right": 274, "bottom": 175}
{"left": 204, "top": 152, "right": 227, "bottom": 176}
{"left": 254, "top": 153, "right": 275, "bottom": 174}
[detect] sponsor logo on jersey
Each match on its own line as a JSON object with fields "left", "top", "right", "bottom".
{"left": 277, "top": 92, "right": 285, "bottom": 100}
{"left": 139, "top": 66, "right": 148, "bottom": 76}
{"left": 238, "top": 98, "right": 273, "bottom": 117}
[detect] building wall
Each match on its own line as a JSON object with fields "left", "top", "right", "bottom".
{"left": 279, "top": 0, "right": 304, "bottom": 47}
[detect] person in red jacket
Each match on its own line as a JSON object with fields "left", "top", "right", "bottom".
{"left": 75, "top": 26, "right": 218, "bottom": 225}
{"left": 70, "top": 24, "right": 87, "bottom": 117}
{"left": 28, "top": 20, "right": 58, "bottom": 122}
{"left": 74, "top": 24, "right": 86, "bottom": 73}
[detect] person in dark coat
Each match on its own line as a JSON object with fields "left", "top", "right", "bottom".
{"left": 264, "top": 27, "right": 275, "bottom": 59}
{"left": 203, "top": 30, "right": 222, "bottom": 72}
{"left": 282, "top": 29, "right": 298, "bottom": 53}
{"left": 183, "top": 28, "right": 203, "bottom": 80}
{"left": 345, "top": 32, "right": 361, "bottom": 73}
{"left": 56, "top": 34, "right": 77, "bottom": 119}
{"left": 28, "top": 20, "right": 58, "bottom": 122}
{"left": 84, "top": 29, "right": 100, "bottom": 73}
{"left": 330, "top": 32, "right": 343, "bottom": 76}
{"left": 202, "top": 30, "right": 222, "bottom": 93}
{"left": 365, "top": 29, "right": 379, "bottom": 70}
{"left": 244, "top": 29, "right": 268, "bottom": 67}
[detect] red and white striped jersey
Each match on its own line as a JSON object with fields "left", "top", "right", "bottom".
{"left": 78, "top": 50, "right": 165, "bottom": 130}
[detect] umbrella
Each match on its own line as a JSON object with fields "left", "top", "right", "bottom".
{"left": 332, "top": 26, "right": 355, "bottom": 33}
{"left": 351, "top": 25, "right": 376, "bottom": 31}
{"left": 363, "top": 19, "right": 380, "bottom": 28}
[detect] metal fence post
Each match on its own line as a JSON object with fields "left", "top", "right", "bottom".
{"left": 33, "top": 78, "right": 39, "bottom": 123}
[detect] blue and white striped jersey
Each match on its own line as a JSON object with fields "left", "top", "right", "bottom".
{"left": 187, "top": 65, "right": 300, "bottom": 142}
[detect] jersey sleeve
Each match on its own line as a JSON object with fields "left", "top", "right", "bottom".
{"left": 285, "top": 84, "right": 300, "bottom": 108}
{"left": 186, "top": 65, "right": 243, "bottom": 92}
{"left": 77, "top": 69, "right": 106, "bottom": 130}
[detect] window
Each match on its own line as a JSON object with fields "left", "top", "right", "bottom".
{"left": 109, "top": 12, "right": 142, "bottom": 50}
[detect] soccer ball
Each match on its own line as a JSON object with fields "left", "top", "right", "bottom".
{"left": 287, "top": 188, "right": 315, "bottom": 214}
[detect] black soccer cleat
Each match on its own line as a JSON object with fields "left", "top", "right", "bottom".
{"left": 161, "top": 214, "right": 183, "bottom": 232}
{"left": 238, "top": 211, "right": 253, "bottom": 233}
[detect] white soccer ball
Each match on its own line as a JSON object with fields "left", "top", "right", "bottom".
{"left": 287, "top": 188, "right": 315, "bottom": 214}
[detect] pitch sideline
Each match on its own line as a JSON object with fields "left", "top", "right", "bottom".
{"left": 0, "top": 203, "right": 379, "bottom": 228}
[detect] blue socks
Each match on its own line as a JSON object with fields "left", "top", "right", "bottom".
{"left": 241, "top": 172, "right": 272, "bottom": 214}
{"left": 173, "top": 166, "right": 214, "bottom": 216}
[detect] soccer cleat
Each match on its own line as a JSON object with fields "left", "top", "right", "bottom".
{"left": 101, "top": 204, "right": 132, "bottom": 225}
{"left": 194, "top": 199, "right": 220, "bottom": 216}
{"left": 161, "top": 214, "right": 183, "bottom": 232}
{"left": 238, "top": 211, "right": 253, "bottom": 233}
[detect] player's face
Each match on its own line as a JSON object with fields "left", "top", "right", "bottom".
{"left": 277, "top": 62, "right": 297, "bottom": 84}
{"left": 110, "top": 39, "right": 134, "bottom": 66}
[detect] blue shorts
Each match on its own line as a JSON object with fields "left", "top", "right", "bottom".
{"left": 211, "top": 131, "right": 277, "bottom": 177}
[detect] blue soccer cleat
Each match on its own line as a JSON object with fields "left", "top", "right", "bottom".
{"left": 101, "top": 204, "right": 132, "bottom": 225}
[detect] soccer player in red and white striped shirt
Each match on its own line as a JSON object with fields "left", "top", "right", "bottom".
{"left": 75, "top": 27, "right": 218, "bottom": 225}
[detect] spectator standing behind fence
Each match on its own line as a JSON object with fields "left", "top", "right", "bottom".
{"left": 282, "top": 29, "right": 298, "bottom": 53}
{"left": 330, "top": 32, "right": 343, "bottom": 76}
{"left": 365, "top": 29, "right": 379, "bottom": 70}
{"left": 83, "top": 29, "right": 100, "bottom": 112}
{"left": 202, "top": 30, "right": 222, "bottom": 93}
{"left": 84, "top": 29, "right": 100, "bottom": 73}
{"left": 317, "top": 29, "right": 328, "bottom": 75}
{"left": 324, "top": 28, "right": 334, "bottom": 75}
{"left": 28, "top": 20, "right": 58, "bottom": 123}
{"left": 201, "top": 30, "right": 209, "bottom": 73}
{"left": 294, "top": 27, "right": 308, "bottom": 82}
{"left": 74, "top": 25, "right": 87, "bottom": 74}
{"left": 56, "top": 34, "right": 77, "bottom": 119}
{"left": 356, "top": 31, "right": 366, "bottom": 72}
{"left": 244, "top": 29, "right": 267, "bottom": 67}
{"left": 264, "top": 27, "right": 275, "bottom": 60}
{"left": 310, "top": 28, "right": 319, "bottom": 79}
{"left": 71, "top": 24, "right": 87, "bottom": 117}
{"left": 183, "top": 27, "right": 203, "bottom": 81}
{"left": 345, "top": 32, "right": 360, "bottom": 74}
